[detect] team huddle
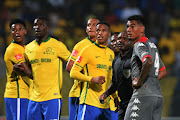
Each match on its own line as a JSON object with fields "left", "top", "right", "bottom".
{"left": 4, "top": 15, "right": 167, "bottom": 120}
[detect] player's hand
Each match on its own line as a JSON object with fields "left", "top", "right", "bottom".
{"left": 13, "top": 64, "right": 25, "bottom": 75}
{"left": 114, "top": 97, "right": 121, "bottom": 113}
{"left": 99, "top": 92, "right": 108, "bottom": 104}
{"left": 91, "top": 76, "right": 105, "bottom": 84}
{"left": 132, "top": 77, "right": 143, "bottom": 89}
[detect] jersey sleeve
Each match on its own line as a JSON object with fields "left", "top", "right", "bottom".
{"left": 8, "top": 47, "right": 26, "bottom": 64}
{"left": 134, "top": 42, "right": 152, "bottom": 63}
{"left": 69, "top": 43, "right": 82, "bottom": 62}
{"left": 159, "top": 57, "right": 165, "bottom": 72}
{"left": 70, "top": 47, "right": 92, "bottom": 82}
{"left": 57, "top": 41, "right": 71, "bottom": 61}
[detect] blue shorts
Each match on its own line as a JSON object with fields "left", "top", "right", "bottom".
{"left": 4, "top": 98, "right": 29, "bottom": 120}
{"left": 111, "top": 110, "right": 119, "bottom": 120}
{"left": 69, "top": 97, "right": 79, "bottom": 120}
{"left": 27, "top": 99, "right": 62, "bottom": 120}
{"left": 77, "top": 104, "right": 111, "bottom": 120}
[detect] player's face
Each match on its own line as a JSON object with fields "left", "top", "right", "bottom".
{"left": 110, "top": 34, "right": 120, "bottom": 53}
{"left": 86, "top": 19, "right": 99, "bottom": 39}
{"left": 96, "top": 24, "right": 110, "bottom": 46}
{"left": 126, "top": 20, "right": 143, "bottom": 41}
{"left": 33, "top": 18, "right": 48, "bottom": 38}
{"left": 11, "top": 24, "right": 27, "bottom": 43}
{"left": 117, "top": 32, "right": 132, "bottom": 51}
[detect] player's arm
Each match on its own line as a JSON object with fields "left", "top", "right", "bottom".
{"left": 66, "top": 59, "right": 74, "bottom": 73}
{"left": 13, "top": 62, "right": 33, "bottom": 79}
{"left": 132, "top": 42, "right": 153, "bottom": 89}
{"left": 70, "top": 49, "right": 105, "bottom": 84}
{"left": 158, "top": 58, "right": 167, "bottom": 80}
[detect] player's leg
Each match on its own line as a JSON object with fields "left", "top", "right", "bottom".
{"left": 124, "top": 96, "right": 155, "bottom": 120}
{"left": 42, "top": 98, "right": 62, "bottom": 120}
{"left": 19, "top": 98, "right": 29, "bottom": 120}
{"left": 100, "top": 108, "right": 111, "bottom": 120}
{"left": 77, "top": 104, "right": 101, "bottom": 120}
{"left": 27, "top": 100, "right": 43, "bottom": 120}
{"left": 152, "top": 97, "right": 164, "bottom": 120}
{"left": 4, "top": 98, "right": 13, "bottom": 120}
{"left": 69, "top": 97, "right": 79, "bottom": 120}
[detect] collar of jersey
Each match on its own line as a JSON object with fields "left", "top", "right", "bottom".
{"left": 137, "top": 37, "right": 148, "bottom": 43}
{"left": 11, "top": 40, "right": 25, "bottom": 48}
{"left": 36, "top": 36, "right": 50, "bottom": 43}
{"left": 94, "top": 41, "right": 107, "bottom": 49}
{"left": 86, "top": 37, "right": 94, "bottom": 43}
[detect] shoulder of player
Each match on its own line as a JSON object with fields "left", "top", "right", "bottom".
{"left": 5, "top": 43, "right": 23, "bottom": 53}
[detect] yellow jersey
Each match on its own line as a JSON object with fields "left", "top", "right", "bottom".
{"left": 25, "top": 37, "right": 70, "bottom": 102}
{"left": 4, "top": 42, "right": 29, "bottom": 98}
{"left": 69, "top": 37, "right": 94, "bottom": 97}
{"left": 70, "top": 41, "right": 114, "bottom": 109}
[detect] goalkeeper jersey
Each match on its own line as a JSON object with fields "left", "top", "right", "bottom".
{"left": 69, "top": 37, "right": 94, "bottom": 98}
{"left": 70, "top": 41, "right": 114, "bottom": 109}
{"left": 25, "top": 37, "right": 70, "bottom": 101}
{"left": 4, "top": 41, "right": 29, "bottom": 98}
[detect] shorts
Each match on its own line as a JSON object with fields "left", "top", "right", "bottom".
{"left": 77, "top": 104, "right": 111, "bottom": 120}
{"left": 69, "top": 97, "right": 79, "bottom": 120}
{"left": 27, "top": 99, "right": 62, "bottom": 120}
{"left": 4, "top": 98, "right": 29, "bottom": 120}
{"left": 111, "top": 110, "right": 118, "bottom": 120}
{"left": 124, "top": 96, "right": 163, "bottom": 120}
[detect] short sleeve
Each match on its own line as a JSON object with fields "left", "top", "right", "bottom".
{"left": 134, "top": 42, "right": 152, "bottom": 63}
{"left": 57, "top": 41, "right": 71, "bottom": 61}
{"left": 8, "top": 47, "right": 25, "bottom": 64}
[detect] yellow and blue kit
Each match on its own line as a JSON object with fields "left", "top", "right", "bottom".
{"left": 70, "top": 41, "right": 114, "bottom": 119}
{"left": 4, "top": 41, "right": 29, "bottom": 120}
{"left": 25, "top": 37, "right": 70, "bottom": 120}
{"left": 69, "top": 37, "right": 94, "bottom": 120}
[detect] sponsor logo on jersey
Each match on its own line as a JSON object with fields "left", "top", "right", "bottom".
{"left": 137, "top": 43, "right": 145, "bottom": 47}
{"left": 72, "top": 50, "right": 79, "bottom": 57}
{"left": 15, "top": 54, "right": 23, "bottom": 60}
{"left": 109, "top": 55, "right": 113, "bottom": 61}
{"left": 130, "top": 112, "right": 139, "bottom": 117}
{"left": 131, "top": 105, "right": 140, "bottom": 111}
{"left": 97, "top": 64, "right": 107, "bottom": 69}
{"left": 43, "top": 47, "right": 54, "bottom": 55}
{"left": 76, "top": 56, "right": 82, "bottom": 63}
{"left": 133, "top": 98, "right": 140, "bottom": 104}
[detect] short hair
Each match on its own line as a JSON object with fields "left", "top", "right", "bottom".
{"left": 35, "top": 16, "right": 49, "bottom": 26}
{"left": 112, "top": 32, "right": 120, "bottom": 36}
{"left": 127, "top": 15, "right": 145, "bottom": 26}
{"left": 96, "top": 21, "right": 110, "bottom": 29}
{"left": 9, "top": 19, "right": 26, "bottom": 28}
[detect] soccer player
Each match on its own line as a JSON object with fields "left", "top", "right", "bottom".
{"left": 25, "top": 16, "right": 71, "bottom": 120}
{"left": 4, "top": 19, "right": 31, "bottom": 120}
{"left": 70, "top": 22, "right": 114, "bottom": 120}
{"left": 66, "top": 18, "right": 99, "bottom": 120}
{"left": 99, "top": 31, "right": 134, "bottom": 120}
{"left": 124, "top": 15, "right": 167, "bottom": 120}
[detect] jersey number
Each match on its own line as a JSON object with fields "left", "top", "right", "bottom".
{"left": 154, "top": 52, "right": 159, "bottom": 75}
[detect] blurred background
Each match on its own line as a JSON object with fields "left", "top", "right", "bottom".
{"left": 0, "top": 0, "right": 180, "bottom": 119}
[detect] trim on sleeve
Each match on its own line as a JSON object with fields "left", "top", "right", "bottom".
{"left": 142, "top": 55, "right": 152, "bottom": 63}
{"left": 75, "top": 63, "right": 83, "bottom": 68}
{"left": 159, "top": 66, "right": 165, "bottom": 72}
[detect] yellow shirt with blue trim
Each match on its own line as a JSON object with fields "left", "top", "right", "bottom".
{"left": 69, "top": 37, "right": 94, "bottom": 98}
{"left": 25, "top": 37, "right": 70, "bottom": 102}
{"left": 70, "top": 41, "right": 114, "bottom": 109}
{"left": 4, "top": 42, "right": 29, "bottom": 98}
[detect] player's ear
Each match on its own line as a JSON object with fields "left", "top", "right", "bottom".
{"left": 109, "top": 32, "right": 111, "bottom": 37}
{"left": 24, "top": 29, "right": 27, "bottom": 35}
{"left": 140, "top": 26, "right": 145, "bottom": 33}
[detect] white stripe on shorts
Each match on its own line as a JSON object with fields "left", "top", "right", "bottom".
{"left": 17, "top": 98, "right": 20, "bottom": 120}
{"left": 58, "top": 99, "right": 61, "bottom": 120}
{"left": 81, "top": 104, "right": 87, "bottom": 120}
